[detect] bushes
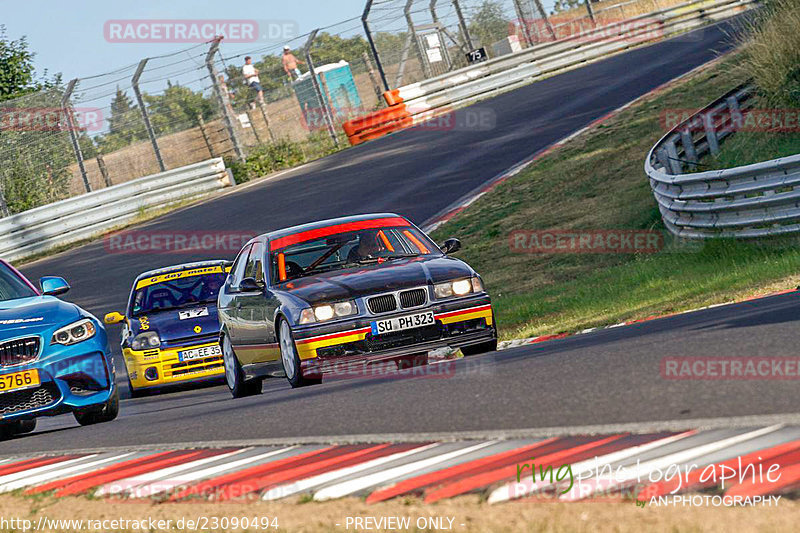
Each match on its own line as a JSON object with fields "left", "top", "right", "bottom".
{"left": 226, "top": 132, "right": 344, "bottom": 184}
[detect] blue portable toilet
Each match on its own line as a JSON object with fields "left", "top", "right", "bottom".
{"left": 293, "top": 61, "right": 362, "bottom": 130}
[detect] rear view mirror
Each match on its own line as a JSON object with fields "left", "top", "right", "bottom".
{"left": 441, "top": 238, "right": 462, "bottom": 255}
{"left": 239, "top": 277, "right": 265, "bottom": 292}
{"left": 104, "top": 312, "right": 125, "bottom": 325}
{"left": 40, "top": 276, "right": 70, "bottom": 296}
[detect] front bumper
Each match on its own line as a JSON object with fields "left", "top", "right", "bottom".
{"left": 293, "top": 294, "right": 495, "bottom": 373}
{"left": 0, "top": 338, "right": 116, "bottom": 422}
{"left": 124, "top": 340, "right": 224, "bottom": 390}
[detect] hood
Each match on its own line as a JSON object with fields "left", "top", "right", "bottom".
{"left": 280, "top": 256, "right": 474, "bottom": 305}
{"left": 0, "top": 296, "right": 82, "bottom": 337}
{"left": 131, "top": 303, "right": 220, "bottom": 342}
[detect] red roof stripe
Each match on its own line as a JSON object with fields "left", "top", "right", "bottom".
{"left": 269, "top": 217, "right": 410, "bottom": 251}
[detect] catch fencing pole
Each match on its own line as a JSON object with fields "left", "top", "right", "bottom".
{"left": 61, "top": 78, "right": 92, "bottom": 193}
{"left": 206, "top": 38, "right": 245, "bottom": 161}
{"left": 363, "top": 0, "right": 391, "bottom": 91}
{"left": 132, "top": 58, "right": 166, "bottom": 172}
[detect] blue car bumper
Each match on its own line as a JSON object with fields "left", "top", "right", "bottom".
{"left": 0, "top": 329, "right": 116, "bottom": 422}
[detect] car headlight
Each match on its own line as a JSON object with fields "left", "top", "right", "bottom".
{"left": 434, "top": 277, "right": 481, "bottom": 299}
{"left": 299, "top": 300, "right": 358, "bottom": 324}
{"left": 131, "top": 331, "right": 161, "bottom": 350}
{"left": 51, "top": 318, "right": 96, "bottom": 346}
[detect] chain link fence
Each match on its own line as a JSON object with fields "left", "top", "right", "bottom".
{"left": 0, "top": 0, "right": 688, "bottom": 218}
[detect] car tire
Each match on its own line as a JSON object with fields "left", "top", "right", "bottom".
{"left": 0, "top": 419, "right": 37, "bottom": 440}
{"left": 460, "top": 338, "right": 498, "bottom": 356}
{"left": 222, "top": 334, "right": 262, "bottom": 398}
{"left": 278, "top": 319, "right": 321, "bottom": 388}
{"left": 74, "top": 388, "right": 120, "bottom": 426}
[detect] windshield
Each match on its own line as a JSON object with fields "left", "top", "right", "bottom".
{"left": 130, "top": 272, "right": 226, "bottom": 316}
{"left": 270, "top": 226, "right": 439, "bottom": 283}
{"left": 0, "top": 263, "right": 38, "bottom": 302}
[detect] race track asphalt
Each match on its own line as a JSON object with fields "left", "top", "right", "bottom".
{"left": 6, "top": 16, "right": 790, "bottom": 453}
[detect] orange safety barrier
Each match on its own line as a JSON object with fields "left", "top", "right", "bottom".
{"left": 342, "top": 104, "right": 409, "bottom": 137}
{"left": 347, "top": 115, "right": 414, "bottom": 146}
{"left": 383, "top": 89, "right": 403, "bottom": 107}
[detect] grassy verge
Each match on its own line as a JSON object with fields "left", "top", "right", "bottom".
{"left": 431, "top": 52, "right": 800, "bottom": 340}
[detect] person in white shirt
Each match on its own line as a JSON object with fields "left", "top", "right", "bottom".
{"left": 242, "top": 56, "right": 264, "bottom": 104}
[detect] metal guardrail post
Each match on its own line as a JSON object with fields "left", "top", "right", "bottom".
{"left": 363, "top": 0, "right": 390, "bottom": 92}
{"left": 257, "top": 102, "right": 276, "bottom": 143}
{"left": 585, "top": 0, "right": 597, "bottom": 25}
{"left": 205, "top": 38, "right": 245, "bottom": 161}
{"left": 405, "top": 0, "right": 432, "bottom": 78}
{"left": 362, "top": 51, "right": 385, "bottom": 105}
{"left": 197, "top": 113, "right": 216, "bottom": 157}
{"left": 0, "top": 181, "right": 9, "bottom": 218}
{"left": 304, "top": 29, "right": 340, "bottom": 148}
{"left": 533, "top": 0, "right": 557, "bottom": 40}
{"left": 452, "top": 0, "right": 474, "bottom": 50}
{"left": 96, "top": 154, "right": 112, "bottom": 187}
{"left": 704, "top": 114, "right": 720, "bottom": 155}
{"left": 132, "top": 59, "right": 166, "bottom": 173}
{"left": 430, "top": 0, "right": 468, "bottom": 55}
{"left": 512, "top": 0, "right": 534, "bottom": 47}
{"left": 61, "top": 79, "right": 92, "bottom": 193}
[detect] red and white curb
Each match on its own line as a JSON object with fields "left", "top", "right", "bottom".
{"left": 2, "top": 425, "right": 799, "bottom": 504}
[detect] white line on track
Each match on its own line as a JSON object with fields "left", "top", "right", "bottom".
{"left": 0, "top": 453, "right": 133, "bottom": 493}
{"left": 312, "top": 441, "right": 497, "bottom": 501}
{"left": 0, "top": 455, "right": 98, "bottom": 492}
{"left": 262, "top": 443, "right": 442, "bottom": 501}
{"left": 125, "top": 446, "right": 298, "bottom": 499}
{"left": 95, "top": 449, "right": 247, "bottom": 497}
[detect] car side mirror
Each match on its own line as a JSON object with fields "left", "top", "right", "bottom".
{"left": 104, "top": 312, "right": 125, "bottom": 325}
{"left": 441, "top": 238, "right": 462, "bottom": 255}
{"left": 40, "top": 276, "right": 70, "bottom": 296}
{"left": 239, "top": 277, "right": 265, "bottom": 293}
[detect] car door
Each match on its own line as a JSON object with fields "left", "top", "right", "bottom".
{"left": 236, "top": 241, "right": 279, "bottom": 365}
{"left": 221, "top": 243, "right": 252, "bottom": 346}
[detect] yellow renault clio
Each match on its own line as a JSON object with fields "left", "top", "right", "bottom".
{"left": 104, "top": 261, "right": 230, "bottom": 397}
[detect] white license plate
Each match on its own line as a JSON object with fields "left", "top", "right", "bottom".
{"left": 371, "top": 311, "right": 435, "bottom": 335}
{"left": 178, "top": 307, "right": 209, "bottom": 320}
{"left": 178, "top": 344, "right": 222, "bottom": 361}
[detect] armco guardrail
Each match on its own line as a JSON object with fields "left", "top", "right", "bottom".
{"left": 0, "top": 158, "right": 233, "bottom": 263}
{"left": 645, "top": 83, "right": 800, "bottom": 238}
{"left": 345, "top": 0, "right": 759, "bottom": 145}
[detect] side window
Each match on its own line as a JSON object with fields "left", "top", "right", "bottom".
{"left": 245, "top": 242, "right": 265, "bottom": 283}
{"left": 229, "top": 244, "right": 252, "bottom": 289}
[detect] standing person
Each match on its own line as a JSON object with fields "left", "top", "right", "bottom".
{"left": 242, "top": 56, "right": 264, "bottom": 105}
{"left": 282, "top": 46, "right": 305, "bottom": 80}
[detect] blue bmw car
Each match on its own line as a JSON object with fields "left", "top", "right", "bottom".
{"left": 0, "top": 259, "right": 118, "bottom": 439}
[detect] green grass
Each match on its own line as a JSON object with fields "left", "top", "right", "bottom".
{"left": 431, "top": 54, "right": 800, "bottom": 340}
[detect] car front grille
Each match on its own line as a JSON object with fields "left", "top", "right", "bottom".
{"left": 0, "top": 382, "right": 59, "bottom": 415}
{"left": 399, "top": 289, "right": 426, "bottom": 309}
{"left": 368, "top": 294, "right": 397, "bottom": 314}
{"left": 0, "top": 337, "right": 40, "bottom": 367}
